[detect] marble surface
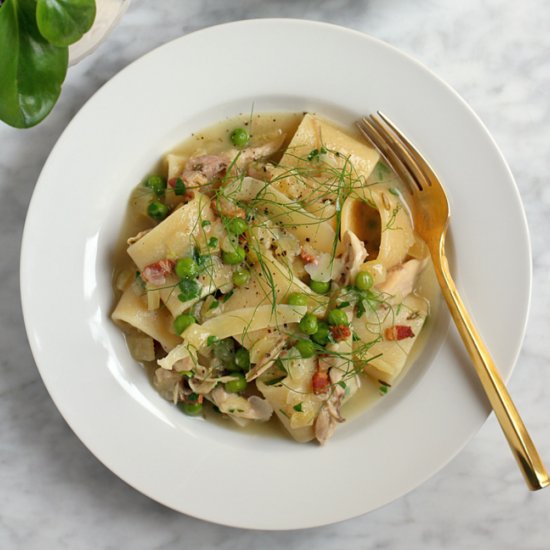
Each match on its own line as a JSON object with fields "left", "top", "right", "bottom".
{"left": 1, "top": 0, "right": 550, "bottom": 547}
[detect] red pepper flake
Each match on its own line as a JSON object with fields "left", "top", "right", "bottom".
{"left": 384, "top": 325, "right": 415, "bottom": 341}
{"left": 141, "top": 259, "right": 175, "bottom": 285}
{"left": 167, "top": 177, "right": 178, "bottom": 188}
{"left": 312, "top": 370, "right": 330, "bottom": 395}
{"left": 330, "top": 324, "right": 351, "bottom": 342}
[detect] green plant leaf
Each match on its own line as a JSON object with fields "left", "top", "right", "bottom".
{"left": 36, "top": 0, "right": 96, "bottom": 47}
{"left": 0, "top": 0, "right": 68, "bottom": 128}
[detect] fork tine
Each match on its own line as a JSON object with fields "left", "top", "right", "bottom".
{"left": 356, "top": 118, "right": 421, "bottom": 194}
{"left": 368, "top": 115, "right": 430, "bottom": 192}
{"left": 377, "top": 111, "right": 437, "bottom": 187}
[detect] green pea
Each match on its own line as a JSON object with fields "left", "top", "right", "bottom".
{"left": 178, "top": 279, "right": 200, "bottom": 302}
{"left": 310, "top": 280, "right": 330, "bottom": 294}
{"left": 213, "top": 338, "right": 236, "bottom": 363}
{"left": 299, "top": 313, "right": 318, "bottom": 335}
{"left": 234, "top": 348, "right": 251, "bottom": 371}
{"left": 175, "top": 257, "right": 199, "bottom": 279}
{"left": 144, "top": 175, "right": 166, "bottom": 196}
{"left": 226, "top": 217, "right": 248, "bottom": 235}
{"left": 224, "top": 373, "right": 247, "bottom": 393}
{"left": 232, "top": 268, "right": 251, "bottom": 287}
{"left": 287, "top": 292, "right": 308, "bottom": 307}
{"left": 178, "top": 401, "right": 203, "bottom": 416}
{"left": 327, "top": 308, "right": 348, "bottom": 326}
{"left": 222, "top": 246, "right": 246, "bottom": 265}
{"left": 173, "top": 313, "right": 195, "bottom": 335}
{"left": 147, "top": 201, "right": 169, "bottom": 221}
{"left": 311, "top": 321, "right": 330, "bottom": 345}
{"left": 173, "top": 177, "right": 186, "bottom": 196}
{"left": 355, "top": 270, "right": 374, "bottom": 291}
{"left": 230, "top": 127, "right": 250, "bottom": 148}
{"left": 295, "top": 338, "right": 316, "bottom": 358}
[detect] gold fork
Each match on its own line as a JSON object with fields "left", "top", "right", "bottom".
{"left": 356, "top": 112, "right": 549, "bottom": 490}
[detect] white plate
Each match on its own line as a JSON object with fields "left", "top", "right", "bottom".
{"left": 21, "top": 20, "right": 531, "bottom": 529}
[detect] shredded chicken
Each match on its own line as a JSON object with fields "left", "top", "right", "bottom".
{"left": 234, "top": 134, "right": 286, "bottom": 169}
{"left": 338, "top": 230, "right": 368, "bottom": 285}
{"left": 377, "top": 258, "right": 426, "bottom": 298}
{"left": 181, "top": 154, "right": 229, "bottom": 187}
{"left": 180, "top": 137, "right": 284, "bottom": 190}
{"left": 210, "top": 387, "right": 273, "bottom": 422}
{"left": 314, "top": 406, "right": 337, "bottom": 445}
{"left": 246, "top": 336, "right": 288, "bottom": 381}
{"left": 153, "top": 368, "right": 182, "bottom": 403}
{"left": 313, "top": 368, "right": 349, "bottom": 444}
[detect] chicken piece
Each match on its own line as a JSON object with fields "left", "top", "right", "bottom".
{"left": 314, "top": 406, "right": 337, "bottom": 445}
{"left": 313, "top": 322, "right": 359, "bottom": 444}
{"left": 234, "top": 134, "right": 286, "bottom": 169}
{"left": 210, "top": 387, "right": 273, "bottom": 422}
{"left": 179, "top": 137, "right": 284, "bottom": 192}
{"left": 153, "top": 368, "right": 182, "bottom": 403}
{"left": 376, "top": 258, "right": 426, "bottom": 299}
{"left": 246, "top": 335, "right": 288, "bottom": 382}
{"left": 337, "top": 230, "right": 368, "bottom": 286}
{"left": 181, "top": 154, "right": 229, "bottom": 187}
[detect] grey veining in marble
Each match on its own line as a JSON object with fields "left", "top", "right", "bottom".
{"left": 1, "top": 0, "right": 549, "bottom": 548}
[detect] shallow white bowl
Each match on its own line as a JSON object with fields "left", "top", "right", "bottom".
{"left": 21, "top": 19, "right": 531, "bottom": 529}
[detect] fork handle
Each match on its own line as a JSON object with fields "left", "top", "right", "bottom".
{"left": 433, "top": 244, "right": 549, "bottom": 490}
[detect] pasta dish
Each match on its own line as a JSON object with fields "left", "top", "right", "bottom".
{"left": 112, "top": 113, "right": 433, "bottom": 444}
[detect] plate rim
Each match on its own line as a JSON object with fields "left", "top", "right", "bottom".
{"left": 20, "top": 18, "right": 532, "bottom": 530}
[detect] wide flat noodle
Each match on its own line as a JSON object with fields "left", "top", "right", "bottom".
{"left": 165, "top": 153, "right": 187, "bottom": 180}
{"left": 257, "top": 355, "right": 321, "bottom": 443}
{"left": 340, "top": 188, "right": 416, "bottom": 283}
{"left": 180, "top": 304, "right": 306, "bottom": 352}
{"left": 159, "top": 256, "right": 233, "bottom": 318}
{"left": 127, "top": 192, "right": 214, "bottom": 269}
{"left": 353, "top": 293, "right": 428, "bottom": 385}
{"left": 200, "top": 304, "right": 306, "bottom": 342}
{"left": 225, "top": 176, "right": 336, "bottom": 254}
{"left": 223, "top": 254, "right": 327, "bottom": 318}
{"left": 112, "top": 287, "right": 181, "bottom": 351}
{"left": 274, "top": 113, "right": 380, "bottom": 199}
